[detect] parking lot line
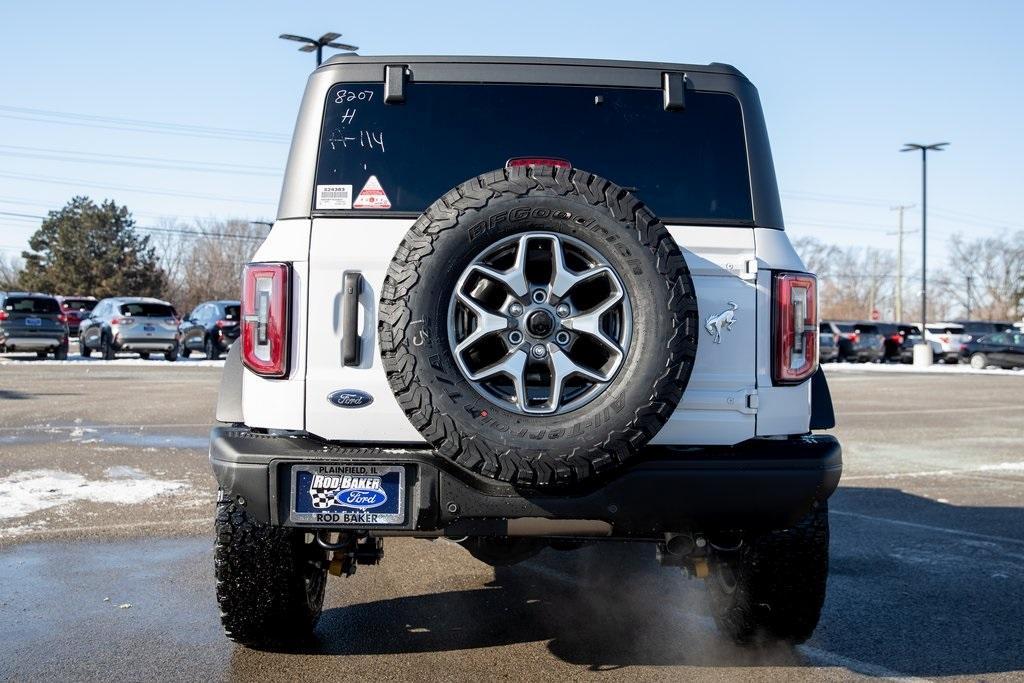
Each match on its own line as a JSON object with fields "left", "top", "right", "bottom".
{"left": 831, "top": 509, "right": 1024, "bottom": 548}
{"left": 842, "top": 462, "right": 1024, "bottom": 482}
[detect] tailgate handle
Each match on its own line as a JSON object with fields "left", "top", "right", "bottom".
{"left": 342, "top": 271, "right": 363, "bottom": 366}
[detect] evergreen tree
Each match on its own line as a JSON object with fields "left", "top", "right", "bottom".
{"left": 20, "top": 196, "right": 166, "bottom": 297}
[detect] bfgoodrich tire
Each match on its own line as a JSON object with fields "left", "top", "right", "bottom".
{"left": 214, "top": 500, "right": 327, "bottom": 647}
{"left": 706, "top": 504, "right": 830, "bottom": 645}
{"left": 379, "top": 166, "right": 698, "bottom": 487}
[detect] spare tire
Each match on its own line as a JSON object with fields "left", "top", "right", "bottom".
{"left": 379, "top": 166, "right": 698, "bottom": 487}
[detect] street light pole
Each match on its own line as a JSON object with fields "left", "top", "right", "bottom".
{"left": 278, "top": 32, "right": 358, "bottom": 67}
{"left": 901, "top": 142, "right": 948, "bottom": 365}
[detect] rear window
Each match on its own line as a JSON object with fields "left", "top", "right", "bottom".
{"left": 855, "top": 324, "right": 879, "bottom": 334}
{"left": 223, "top": 305, "right": 240, "bottom": 321}
{"left": 927, "top": 325, "right": 964, "bottom": 334}
{"left": 819, "top": 323, "right": 831, "bottom": 333}
{"left": 62, "top": 298, "right": 96, "bottom": 312}
{"left": 119, "top": 303, "right": 175, "bottom": 318}
{"left": 835, "top": 323, "right": 855, "bottom": 332}
{"left": 962, "top": 322, "right": 994, "bottom": 333}
{"left": 4, "top": 296, "right": 60, "bottom": 314}
{"left": 314, "top": 82, "right": 753, "bottom": 222}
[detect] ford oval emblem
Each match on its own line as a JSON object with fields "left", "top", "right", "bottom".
{"left": 334, "top": 487, "right": 388, "bottom": 510}
{"left": 327, "top": 389, "right": 374, "bottom": 409}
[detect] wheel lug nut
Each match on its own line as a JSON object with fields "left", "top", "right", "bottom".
{"left": 508, "top": 331, "right": 524, "bottom": 345}
{"left": 509, "top": 302, "right": 524, "bottom": 316}
{"left": 531, "top": 344, "right": 547, "bottom": 359}
{"left": 555, "top": 303, "right": 570, "bottom": 318}
{"left": 555, "top": 331, "right": 570, "bottom": 345}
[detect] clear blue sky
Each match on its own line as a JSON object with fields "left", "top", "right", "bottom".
{"left": 1, "top": 1, "right": 1021, "bottom": 270}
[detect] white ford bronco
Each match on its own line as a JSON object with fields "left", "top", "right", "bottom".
{"left": 211, "top": 55, "right": 840, "bottom": 647}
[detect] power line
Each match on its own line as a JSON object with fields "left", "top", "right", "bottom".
{"left": 0, "top": 172, "right": 275, "bottom": 206}
{"left": 0, "top": 211, "right": 266, "bottom": 242}
{"left": 0, "top": 145, "right": 282, "bottom": 177}
{"left": 0, "top": 105, "right": 289, "bottom": 144}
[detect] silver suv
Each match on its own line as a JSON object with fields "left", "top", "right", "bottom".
{"left": 0, "top": 292, "right": 69, "bottom": 359}
{"left": 78, "top": 297, "right": 180, "bottom": 361}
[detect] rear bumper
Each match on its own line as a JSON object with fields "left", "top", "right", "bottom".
{"left": 210, "top": 427, "right": 842, "bottom": 538}
{"left": 114, "top": 336, "right": 177, "bottom": 351}
{"left": 0, "top": 336, "right": 64, "bottom": 350}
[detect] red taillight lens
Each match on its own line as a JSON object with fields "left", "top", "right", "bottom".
{"left": 242, "top": 262, "right": 289, "bottom": 378}
{"left": 57, "top": 313, "right": 67, "bottom": 323}
{"left": 215, "top": 319, "right": 237, "bottom": 328}
{"left": 0, "top": 311, "right": 8, "bottom": 321}
{"left": 505, "top": 157, "right": 571, "bottom": 170}
{"left": 773, "top": 272, "right": 818, "bottom": 384}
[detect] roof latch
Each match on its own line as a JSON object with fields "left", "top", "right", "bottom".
{"left": 662, "top": 72, "right": 686, "bottom": 111}
{"left": 384, "top": 65, "right": 406, "bottom": 104}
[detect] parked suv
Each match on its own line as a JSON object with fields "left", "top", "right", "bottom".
{"left": 209, "top": 56, "right": 841, "bottom": 648}
{"left": 822, "top": 320, "right": 883, "bottom": 362}
{"left": 0, "top": 292, "right": 69, "bottom": 358}
{"left": 179, "top": 300, "right": 240, "bottom": 359}
{"left": 79, "top": 297, "right": 179, "bottom": 361}
{"left": 56, "top": 295, "right": 97, "bottom": 337}
{"left": 924, "top": 322, "right": 967, "bottom": 364}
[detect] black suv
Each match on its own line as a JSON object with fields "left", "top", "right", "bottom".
{"left": 179, "top": 300, "right": 240, "bottom": 360}
{"left": 0, "top": 292, "right": 69, "bottom": 359}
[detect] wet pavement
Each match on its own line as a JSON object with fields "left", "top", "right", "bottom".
{"left": 1, "top": 363, "right": 1023, "bottom": 680}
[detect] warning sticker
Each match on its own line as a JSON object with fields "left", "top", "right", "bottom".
{"left": 353, "top": 175, "right": 392, "bottom": 209}
{"left": 316, "top": 184, "right": 352, "bottom": 210}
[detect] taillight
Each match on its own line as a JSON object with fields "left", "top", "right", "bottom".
{"left": 215, "top": 319, "right": 237, "bottom": 328}
{"left": 58, "top": 313, "right": 67, "bottom": 324}
{"left": 505, "top": 157, "right": 571, "bottom": 169}
{"left": 0, "top": 311, "right": 8, "bottom": 321}
{"left": 773, "top": 272, "right": 818, "bottom": 384}
{"left": 242, "top": 262, "right": 289, "bottom": 377}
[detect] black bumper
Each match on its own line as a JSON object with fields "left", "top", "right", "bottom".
{"left": 210, "top": 427, "right": 842, "bottom": 539}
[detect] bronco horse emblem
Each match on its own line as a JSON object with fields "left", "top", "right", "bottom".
{"left": 705, "top": 302, "right": 738, "bottom": 343}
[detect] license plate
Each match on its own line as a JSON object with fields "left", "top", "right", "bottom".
{"left": 25, "top": 317, "right": 41, "bottom": 326}
{"left": 143, "top": 324, "right": 155, "bottom": 332}
{"left": 290, "top": 464, "right": 405, "bottom": 526}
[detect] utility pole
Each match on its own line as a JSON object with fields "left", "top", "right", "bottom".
{"left": 901, "top": 142, "right": 949, "bottom": 365}
{"left": 889, "top": 204, "right": 916, "bottom": 322}
{"left": 966, "top": 274, "right": 973, "bottom": 319}
{"left": 279, "top": 32, "right": 358, "bottom": 67}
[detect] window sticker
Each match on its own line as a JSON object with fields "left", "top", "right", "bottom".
{"left": 316, "top": 184, "right": 353, "bottom": 210}
{"left": 352, "top": 175, "right": 391, "bottom": 209}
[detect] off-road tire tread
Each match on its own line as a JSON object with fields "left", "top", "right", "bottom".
{"left": 214, "top": 501, "right": 326, "bottom": 647}
{"left": 379, "top": 166, "right": 698, "bottom": 487}
{"left": 709, "top": 504, "right": 830, "bottom": 645}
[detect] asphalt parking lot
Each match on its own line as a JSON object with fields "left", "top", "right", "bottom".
{"left": 1, "top": 361, "right": 1023, "bottom": 680}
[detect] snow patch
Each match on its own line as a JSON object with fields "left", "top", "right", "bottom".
{"left": 824, "top": 362, "right": 1024, "bottom": 377}
{"left": 0, "top": 469, "right": 186, "bottom": 521}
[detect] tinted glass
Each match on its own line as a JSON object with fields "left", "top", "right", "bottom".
{"left": 119, "top": 303, "right": 175, "bottom": 318}
{"left": 223, "top": 304, "right": 240, "bottom": 321}
{"left": 819, "top": 323, "right": 831, "bottom": 333}
{"left": 927, "top": 325, "right": 964, "bottom": 334}
{"left": 835, "top": 323, "right": 855, "bottom": 332}
{"left": 62, "top": 298, "right": 96, "bottom": 312}
{"left": 986, "top": 333, "right": 1010, "bottom": 345}
{"left": 856, "top": 324, "right": 879, "bottom": 334}
{"left": 4, "top": 296, "right": 60, "bottom": 314}
{"left": 315, "top": 82, "right": 753, "bottom": 221}
{"left": 963, "top": 322, "right": 993, "bottom": 333}
{"left": 898, "top": 325, "right": 920, "bottom": 336}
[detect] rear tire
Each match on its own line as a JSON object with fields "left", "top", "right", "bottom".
{"left": 36, "top": 350, "right": 48, "bottom": 359}
{"left": 139, "top": 352, "right": 150, "bottom": 360}
{"left": 181, "top": 346, "right": 191, "bottom": 359}
{"left": 54, "top": 343, "right": 68, "bottom": 360}
{"left": 101, "top": 335, "right": 116, "bottom": 360}
{"left": 214, "top": 501, "right": 327, "bottom": 647}
{"left": 164, "top": 344, "right": 179, "bottom": 362}
{"left": 970, "top": 353, "right": 988, "bottom": 370}
{"left": 707, "top": 504, "right": 829, "bottom": 645}
{"left": 80, "top": 338, "right": 92, "bottom": 358}
{"left": 204, "top": 335, "right": 220, "bottom": 360}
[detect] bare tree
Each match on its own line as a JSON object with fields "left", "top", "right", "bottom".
{"left": 0, "top": 254, "right": 23, "bottom": 289}
{"left": 792, "top": 237, "right": 898, "bottom": 320}
{"left": 942, "top": 232, "right": 1024, "bottom": 321}
{"left": 169, "top": 219, "right": 267, "bottom": 314}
